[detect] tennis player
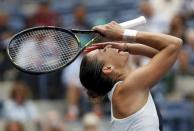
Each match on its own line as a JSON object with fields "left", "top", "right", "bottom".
{"left": 79, "top": 21, "right": 182, "bottom": 131}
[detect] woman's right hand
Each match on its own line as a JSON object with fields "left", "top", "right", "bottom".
{"left": 92, "top": 21, "right": 124, "bottom": 41}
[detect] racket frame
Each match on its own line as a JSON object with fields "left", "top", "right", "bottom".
{"left": 7, "top": 26, "right": 91, "bottom": 74}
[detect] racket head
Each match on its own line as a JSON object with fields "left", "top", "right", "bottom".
{"left": 7, "top": 26, "right": 82, "bottom": 74}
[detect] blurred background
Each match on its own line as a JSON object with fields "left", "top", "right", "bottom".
{"left": 0, "top": 0, "right": 194, "bottom": 131}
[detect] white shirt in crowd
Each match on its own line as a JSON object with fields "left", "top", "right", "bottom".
{"left": 3, "top": 100, "right": 38, "bottom": 122}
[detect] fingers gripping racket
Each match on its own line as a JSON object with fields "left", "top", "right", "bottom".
{"left": 7, "top": 16, "right": 146, "bottom": 74}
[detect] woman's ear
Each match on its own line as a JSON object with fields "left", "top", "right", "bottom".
{"left": 102, "top": 65, "right": 114, "bottom": 75}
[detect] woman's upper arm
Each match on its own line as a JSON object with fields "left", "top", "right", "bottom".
{"left": 122, "top": 45, "right": 180, "bottom": 91}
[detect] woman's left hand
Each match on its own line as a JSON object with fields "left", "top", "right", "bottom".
{"left": 84, "top": 42, "right": 128, "bottom": 53}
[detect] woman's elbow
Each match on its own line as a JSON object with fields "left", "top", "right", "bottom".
{"left": 168, "top": 38, "right": 182, "bottom": 53}
{"left": 176, "top": 38, "right": 183, "bottom": 47}
{"left": 175, "top": 38, "right": 182, "bottom": 48}
{"left": 171, "top": 38, "right": 183, "bottom": 51}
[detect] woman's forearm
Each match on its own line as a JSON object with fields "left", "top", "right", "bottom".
{"left": 126, "top": 43, "right": 159, "bottom": 58}
{"left": 135, "top": 32, "right": 182, "bottom": 51}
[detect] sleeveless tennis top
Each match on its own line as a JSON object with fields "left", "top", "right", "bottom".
{"left": 108, "top": 81, "right": 160, "bottom": 131}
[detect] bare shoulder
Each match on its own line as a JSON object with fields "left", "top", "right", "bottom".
{"left": 111, "top": 81, "right": 149, "bottom": 118}
{"left": 120, "top": 66, "right": 151, "bottom": 93}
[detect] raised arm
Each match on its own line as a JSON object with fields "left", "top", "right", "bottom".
{"left": 93, "top": 21, "right": 182, "bottom": 91}
{"left": 135, "top": 32, "right": 182, "bottom": 51}
{"left": 122, "top": 31, "right": 182, "bottom": 90}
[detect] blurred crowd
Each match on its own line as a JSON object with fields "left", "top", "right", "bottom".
{"left": 0, "top": 0, "right": 194, "bottom": 131}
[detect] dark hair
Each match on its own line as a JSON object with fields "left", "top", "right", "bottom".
{"left": 79, "top": 55, "right": 117, "bottom": 98}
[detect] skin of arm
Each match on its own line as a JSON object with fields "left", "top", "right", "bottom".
{"left": 126, "top": 43, "right": 159, "bottom": 58}
{"left": 121, "top": 32, "right": 182, "bottom": 91}
{"left": 93, "top": 22, "right": 182, "bottom": 91}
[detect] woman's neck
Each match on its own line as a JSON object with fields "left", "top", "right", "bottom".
{"left": 118, "top": 65, "right": 132, "bottom": 81}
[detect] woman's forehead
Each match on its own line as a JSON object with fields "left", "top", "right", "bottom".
{"left": 87, "top": 49, "right": 99, "bottom": 58}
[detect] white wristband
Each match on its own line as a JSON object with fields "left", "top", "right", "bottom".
{"left": 123, "top": 29, "right": 138, "bottom": 42}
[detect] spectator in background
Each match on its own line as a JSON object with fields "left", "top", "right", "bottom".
{"left": 0, "top": 12, "right": 14, "bottom": 81}
{"left": 168, "top": 13, "right": 187, "bottom": 73}
{"left": 82, "top": 113, "right": 100, "bottom": 131}
{"left": 62, "top": 56, "right": 83, "bottom": 121}
{"left": 40, "top": 111, "right": 65, "bottom": 131}
{"left": 3, "top": 81, "right": 39, "bottom": 122}
{"left": 168, "top": 14, "right": 186, "bottom": 41}
{"left": 179, "top": 29, "right": 194, "bottom": 74}
{"left": 26, "top": 1, "right": 61, "bottom": 27}
{"left": 181, "top": 0, "right": 194, "bottom": 18}
{"left": 5, "top": 121, "right": 24, "bottom": 131}
{"left": 150, "top": 0, "right": 184, "bottom": 20}
{"left": 68, "top": 3, "right": 92, "bottom": 45}
{"left": 138, "top": 0, "right": 168, "bottom": 33}
{"left": 62, "top": 4, "right": 102, "bottom": 121}
{"left": 69, "top": 3, "right": 91, "bottom": 29}
{"left": 0, "top": 12, "right": 12, "bottom": 35}
{"left": 135, "top": 1, "right": 169, "bottom": 67}
{"left": 21, "top": 1, "right": 62, "bottom": 99}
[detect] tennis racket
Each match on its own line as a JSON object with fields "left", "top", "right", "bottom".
{"left": 7, "top": 16, "right": 146, "bottom": 74}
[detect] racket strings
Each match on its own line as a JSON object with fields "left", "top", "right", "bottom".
{"left": 8, "top": 29, "right": 79, "bottom": 72}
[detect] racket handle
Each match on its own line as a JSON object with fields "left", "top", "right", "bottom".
{"left": 119, "top": 16, "right": 146, "bottom": 29}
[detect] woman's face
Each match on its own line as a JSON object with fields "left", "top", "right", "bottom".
{"left": 87, "top": 45, "right": 130, "bottom": 70}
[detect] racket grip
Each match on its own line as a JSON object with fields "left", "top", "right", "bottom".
{"left": 119, "top": 16, "right": 146, "bottom": 29}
